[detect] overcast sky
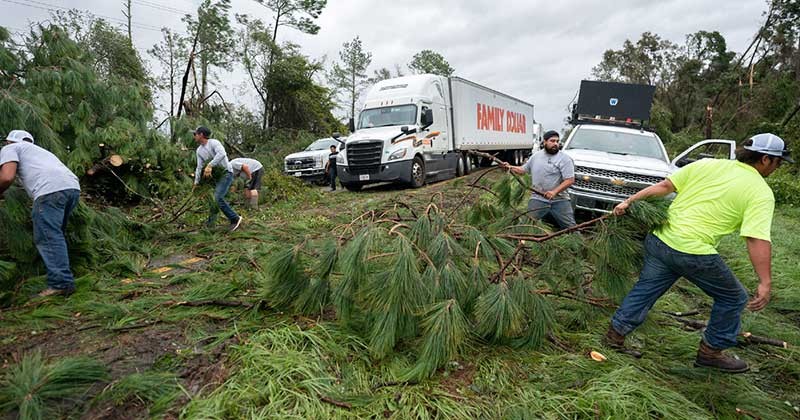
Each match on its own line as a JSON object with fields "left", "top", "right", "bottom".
{"left": 1, "top": 0, "right": 769, "bottom": 131}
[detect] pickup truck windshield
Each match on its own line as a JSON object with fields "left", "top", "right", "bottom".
{"left": 566, "top": 128, "right": 666, "bottom": 161}
{"left": 305, "top": 139, "right": 338, "bottom": 151}
{"left": 358, "top": 105, "right": 417, "bottom": 129}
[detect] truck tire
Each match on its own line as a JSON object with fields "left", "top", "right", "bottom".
{"left": 410, "top": 156, "right": 425, "bottom": 188}
{"left": 343, "top": 183, "right": 363, "bottom": 192}
{"left": 456, "top": 154, "right": 465, "bottom": 177}
{"left": 463, "top": 153, "right": 472, "bottom": 175}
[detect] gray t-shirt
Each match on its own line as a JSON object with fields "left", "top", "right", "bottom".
{"left": 194, "top": 139, "right": 233, "bottom": 184}
{"left": 0, "top": 142, "right": 80, "bottom": 200}
{"left": 521, "top": 150, "right": 575, "bottom": 201}
{"left": 230, "top": 158, "right": 263, "bottom": 179}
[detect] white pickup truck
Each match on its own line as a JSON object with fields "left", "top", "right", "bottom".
{"left": 563, "top": 81, "right": 736, "bottom": 213}
{"left": 284, "top": 137, "right": 345, "bottom": 183}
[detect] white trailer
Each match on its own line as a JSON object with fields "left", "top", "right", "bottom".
{"left": 337, "top": 74, "right": 536, "bottom": 190}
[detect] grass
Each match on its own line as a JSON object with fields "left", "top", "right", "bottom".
{"left": 1, "top": 172, "right": 799, "bottom": 419}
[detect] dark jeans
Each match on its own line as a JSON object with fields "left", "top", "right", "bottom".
{"left": 329, "top": 167, "right": 337, "bottom": 190}
{"left": 611, "top": 233, "right": 749, "bottom": 349}
{"left": 32, "top": 189, "right": 80, "bottom": 290}
{"left": 208, "top": 171, "right": 239, "bottom": 225}
{"left": 527, "top": 198, "right": 576, "bottom": 230}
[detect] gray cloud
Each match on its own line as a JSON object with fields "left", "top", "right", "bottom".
{"left": 1, "top": 0, "right": 767, "bottom": 131}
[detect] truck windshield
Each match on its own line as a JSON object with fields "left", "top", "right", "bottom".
{"left": 358, "top": 105, "right": 417, "bottom": 129}
{"left": 305, "top": 139, "right": 338, "bottom": 151}
{"left": 566, "top": 129, "right": 666, "bottom": 161}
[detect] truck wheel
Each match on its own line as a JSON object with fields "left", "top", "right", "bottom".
{"left": 463, "top": 153, "right": 472, "bottom": 175}
{"left": 410, "top": 156, "right": 425, "bottom": 188}
{"left": 456, "top": 154, "right": 465, "bottom": 177}
{"left": 343, "top": 183, "right": 363, "bottom": 192}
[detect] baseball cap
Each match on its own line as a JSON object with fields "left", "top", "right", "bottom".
{"left": 743, "top": 133, "right": 794, "bottom": 163}
{"left": 193, "top": 126, "right": 212, "bottom": 137}
{"left": 5, "top": 130, "right": 35, "bottom": 144}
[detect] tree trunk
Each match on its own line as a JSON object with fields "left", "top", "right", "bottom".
{"left": 123, "top": 0, "right": 132, "bottom": 45}
{"left": 176, "top": 25, "right": 200, "bottom": 119}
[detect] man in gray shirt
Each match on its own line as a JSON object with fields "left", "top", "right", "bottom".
{"left": 0, "top": 130, "right": 81, "bottom": 297}
{"left": 229, "top": 157, "right": 263, "bottom": 208}
{"left": 503, "top": 130, "right": 576, "bottom": 229}
{"left": 192, "top": 126, "right": 242, "bottom": 231}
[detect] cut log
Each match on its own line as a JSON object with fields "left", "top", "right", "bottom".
{"left": 86, "top": 155, "right": 125, "bottom": 175}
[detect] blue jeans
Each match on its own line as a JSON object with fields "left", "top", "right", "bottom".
{"left": 208, "top": 171, "right": 239, "bottom": 225}
{"left": 527, "top": 198, "right": 576, "bottom": 230}
{"left": 32, "top": 189, "right": 80, "bottom": 290}
{"left": 329, "top": 167, "right": 337, "bottom": 190}
{"left": 611, "top": 233, "right": 749, "bottom": 349}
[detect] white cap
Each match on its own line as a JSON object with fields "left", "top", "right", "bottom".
{"left": 744, "top": 133, "right": 793, "bottom": 163}
{"left": 5, "top": 130, "right": 35, "bottom": 144}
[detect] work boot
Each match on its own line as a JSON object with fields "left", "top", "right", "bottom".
{"left": 36, "top": 287, "right": 75, "bottom": 298}
{"left": 603, "top": 325, "right": 642, "bottom": 358}
{"left": 694, "top": 340, "right": 749, "bottom": 373}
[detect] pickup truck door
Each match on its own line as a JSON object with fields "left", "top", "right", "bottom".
{"left": 671, "top": 139, "right": 736, "bottom": 168}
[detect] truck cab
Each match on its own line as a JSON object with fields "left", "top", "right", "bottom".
{"left": 337, "top": 75, "right": 455, "bottom": 191}
{"left": 563, "top": 80, "right": 735, "bottom": 213}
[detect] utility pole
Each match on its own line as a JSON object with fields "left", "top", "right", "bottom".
{"left": 122, "top": 0, "right": 132, "bottom": 45}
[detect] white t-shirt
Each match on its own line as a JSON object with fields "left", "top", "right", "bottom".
{"left": 0, "top": 142, "right": 80, "bottom": 200}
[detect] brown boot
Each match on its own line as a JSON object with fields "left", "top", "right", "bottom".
{"left": 603, "top": 325, "right": 642, "bottom": 358}
{"left": 694, "top": 340, "right": 749, "bottom": 373}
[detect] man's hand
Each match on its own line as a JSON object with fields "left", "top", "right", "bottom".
{"left": 203, "top": 165, "right": 213, "bottom": 179}
{"left": 613, "top": 200, "right": 630, "bottom": 216}
{"left": 748, "top": 282, "right": 771, "bottom": 311}
{"left": 499, "top": 162, "right": 511, "bottom": 170}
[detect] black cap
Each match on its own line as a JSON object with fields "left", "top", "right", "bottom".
{"left": 194, "top": 126, "right": 211, "bottom": 138}
{"left": 543, "top": 130, "right": 560, "bottom": 141}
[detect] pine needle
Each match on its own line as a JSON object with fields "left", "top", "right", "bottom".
{"left": 262, "top": 244, "right": 307, "bottom": 309}
{"left": 473, "top": 281, "right": 524, "bottom": 342}
{"left": 404, "top": 299, "right": 470, "bottom": 380}
{"left": 0, "top": 351, "right": 108, "bottom": 420}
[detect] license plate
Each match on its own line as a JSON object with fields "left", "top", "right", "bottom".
{"left": 293, "top": 172, "right": 302, "bottom": 177}
{"left": 359, "top": 174, "right": 370, "bottom": 181}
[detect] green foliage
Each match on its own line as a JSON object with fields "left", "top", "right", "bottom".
{"left": 473, "top": 281, "right": 524, "bottom": 342}
{"left": 262, "top": 244, "right": 306, "bottom": 309}
{"left": 408, "top": 49, "right": 455, "bottom": 76}
{"left": 0, "top": 352, "right": 108, "bottom": 420}
{"left": 768, "top": 166, "right": 800, "bottom": 207}
{"left": 93, "top": 371, "right": 180, "bottom": 417}
{"left": 405, "top": 299, "right": 469, "bottom": 380}
{"left": 329, "top": 36, "right": 373, "bottom": 120}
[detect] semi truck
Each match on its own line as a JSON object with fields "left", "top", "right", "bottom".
{"left": 336, "top": 74, "right": 537, "bottom": 191}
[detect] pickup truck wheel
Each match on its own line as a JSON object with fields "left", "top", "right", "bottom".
{"left": 410, "top": 156, "right": 425, "bottom": 188}
{"left": 456, "top": 154, "right": 465, "bottom": 177}
{"left": 343, "top": 183, "right": 363, "bottom": 192}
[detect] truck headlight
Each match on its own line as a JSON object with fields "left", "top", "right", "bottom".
{"left": 336, "top": 153, "right": 344, "bottom": 164}
{"left": 388, "top": 148, "right": 407, "bottom": 161}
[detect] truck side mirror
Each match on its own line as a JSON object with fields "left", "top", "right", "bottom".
{"left": 421, "top": 109, "right": 434, "bottom": 126}
{"left": 401, "top": 126, "right": 410, "bottom": 134}
{"left": 332, "top": 132, "right": 341, "bottom": 140}
{"left": 348, "top": 118, "right": 355, "bottom": 133}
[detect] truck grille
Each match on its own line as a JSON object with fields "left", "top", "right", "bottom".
{"left": 347, "top": 141, "right": 383, "bottom": 172}
{"left": 575, "top": 166, "right": 664, "bottom": 185}
{"left": 286, "top": 157, "right": 316, "bottom": 171}
{"left": 573, "top": 179, "right": 641, "bottom": 197}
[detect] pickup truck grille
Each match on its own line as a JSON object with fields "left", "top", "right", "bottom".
{"left": 285, "top": 157, "right": 317, "bottom": 171}
{"left": 573, "top": 179, "right": 641, "bottom": 197}
{"left": 575, "top": 166, "right": 664, "bottom": 185}
{"left": 347, "top": 141, "right": 383, "bottom": 171}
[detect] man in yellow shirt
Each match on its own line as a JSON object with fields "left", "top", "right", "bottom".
{"left": 605, "top": 133, "right": 792, "bottom": 373}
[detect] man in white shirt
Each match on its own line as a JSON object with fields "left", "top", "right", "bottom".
{"left": 229, "top": 157, "right": 263, "bottom": 208}
{"left": 0, "top": 130, "right": 81, "bottom": 297}
{"left": 192, "top": 126, "right": 242, "bottom": 231}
